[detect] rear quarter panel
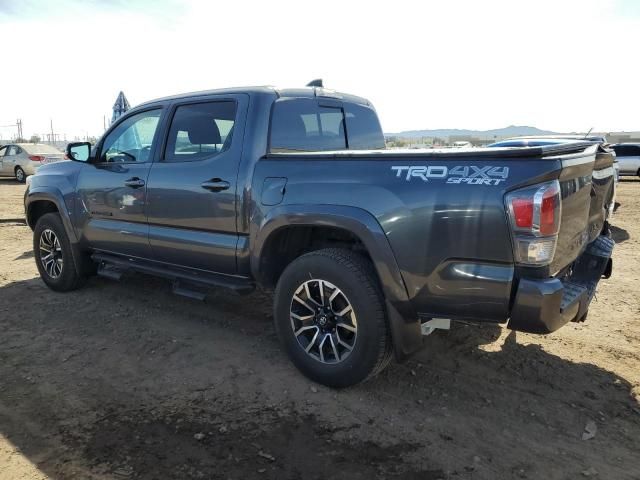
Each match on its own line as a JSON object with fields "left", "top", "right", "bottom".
{"left": 252, "top": 153, "right": 564, "bottom": 321}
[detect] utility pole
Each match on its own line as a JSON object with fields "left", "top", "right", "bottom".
{"left": 50, "top": 119, "right": 55, "bottom": 145}
{"left": 17, "top": 119, "right": 23, "bottom": 140}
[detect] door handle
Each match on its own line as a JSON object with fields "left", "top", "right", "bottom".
{"left": 201, "top": 179, "right": 230, "bottom": 192}
{"left": 124, "top": 177, "right": 145, "bottom": 188}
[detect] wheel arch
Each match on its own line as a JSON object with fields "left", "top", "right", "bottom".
{"left": 252, "top": 204, "right": 423, "bottom": 360}
{"left": 25, "top": 189, "right": 78, "bottom": 243}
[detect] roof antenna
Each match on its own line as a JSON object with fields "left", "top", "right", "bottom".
{"left": 306, "top": 79, "right": 323, "bottom": 87}
{"left": 583, "top": 127, "right": 593, "bottom": 139}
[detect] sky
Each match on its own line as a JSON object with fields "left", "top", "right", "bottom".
{"left": 0, "top": 0, "right": 639, "bottom": 139}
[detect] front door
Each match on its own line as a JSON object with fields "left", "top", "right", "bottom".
{"left": 0, "top": 146, "right": 8, "bottom": 174}
{"left": 145, "top": 95, "right": 248, "bottom": 274}
{"left": 76, "top": 108, "right": 163, "bottom": 259}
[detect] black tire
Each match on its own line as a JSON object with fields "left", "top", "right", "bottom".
{"left": 274, "top": 248, "right": 392, "bottom": 388}
{"left": 15, "top": 166, "right": 26, "bottom": 183}
{"left": 33, "top": 213, "right": 87, "bottom": 292}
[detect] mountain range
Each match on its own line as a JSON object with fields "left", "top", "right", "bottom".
{"left": 385, "top": 125, "right": 559, "bottom": 139}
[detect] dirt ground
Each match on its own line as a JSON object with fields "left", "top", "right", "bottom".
{"left": 0, "top": 178, "right": 638, "bottom": 480}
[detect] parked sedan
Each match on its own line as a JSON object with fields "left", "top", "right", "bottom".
{"left": 611, "top": 144, "right": 640, "bottom": 178}
{"left": 0, "top": 143, "right": 65, "bottom": 183}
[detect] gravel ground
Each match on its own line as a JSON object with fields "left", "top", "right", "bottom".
{"left": 0, "top": 177, "right": 638, "bottom": 480}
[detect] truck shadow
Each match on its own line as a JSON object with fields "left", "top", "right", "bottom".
{"left": 610, "top": 225, "right": 630, "bottom": 243}
{"left": 14, "top": 249, "right": 34, "bottom": 260}
{"left": 0, "top": 275, "right": 638, "bottom": 479}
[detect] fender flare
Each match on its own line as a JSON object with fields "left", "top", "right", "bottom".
{"left": 252, "top": 204, "right": 423, "bottom": 360}
{"left": 25, "top": 188, "right": 79, "bottom": 243}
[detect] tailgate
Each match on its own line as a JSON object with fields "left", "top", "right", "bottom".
{"left": 549, "top": 144, "right": 613, "bottom": 275}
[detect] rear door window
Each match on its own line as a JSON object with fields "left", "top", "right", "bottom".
{"left": 164, "top": 101, "right": 237, "bottom": 162}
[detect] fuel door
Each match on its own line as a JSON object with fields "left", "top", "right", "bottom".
{"left": 261, "top": 177, "right": 288, "bottom": 206}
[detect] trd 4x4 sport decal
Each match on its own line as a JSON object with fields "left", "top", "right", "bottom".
{"left": 391, "top": 165, "right": 509, "bottom": 185}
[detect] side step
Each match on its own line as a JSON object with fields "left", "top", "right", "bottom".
{"left": 92, "top": 253, "right": 255, "bottom": 296}
{"left": 172, "top": 280, "right": 208, "bottom": 301}
{"left": 97, "top": 262, "right": 126, "bottom": 281}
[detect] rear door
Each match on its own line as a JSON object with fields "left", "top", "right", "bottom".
{"left": 145, "top": 94, "right": 248, "bottom": 274}
{"left": 76, "top": 107, "right": 164, "bottom": 259}
{"left": 2, "top": 145, "right": 18, "bottom": 174}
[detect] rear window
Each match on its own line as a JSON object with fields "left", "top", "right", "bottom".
{"left": 269, "top": 98, "right": 384, "bottom": 152}
{"left": 344, "top": 103, "right": 385, "bottom": 150}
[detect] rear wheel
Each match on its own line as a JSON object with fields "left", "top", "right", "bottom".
{"left": 15, "top": 166, "right": 25, "bottom": 183}
{"left": 33, "top": 213, "right": 87, "bottom": 292}
{"left": 274, "top": 248, "right": 392, "bottom": 388}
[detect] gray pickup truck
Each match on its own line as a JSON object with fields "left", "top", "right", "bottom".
{"left": 25, "top": 84, "right": 615, "bottom": 387}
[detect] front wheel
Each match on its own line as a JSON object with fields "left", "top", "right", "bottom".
{"left": 33, "top": 213, "right": 87, "bottom": 292}
{"left": 274, "top": 248, "right": 392, "bottom": 388}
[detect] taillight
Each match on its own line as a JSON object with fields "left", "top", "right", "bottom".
{"left": 539, "top": 186, "right": 560, "bottom": 235}
{"left": 29, "top": 155, "right": 45, "bottom": 162}
{"left": 505, "top": 180, "right": 562, "bottom": 266}
{"left": 512, "top": 198, "right": 533, "bottom": 228}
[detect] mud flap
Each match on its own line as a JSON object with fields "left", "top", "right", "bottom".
{"left": 568, "top": 235, "right": 615, "bottom": 323}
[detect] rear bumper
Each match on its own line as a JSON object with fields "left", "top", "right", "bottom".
{"left": 508, "top": 234, "right": 614, "bottom": 334}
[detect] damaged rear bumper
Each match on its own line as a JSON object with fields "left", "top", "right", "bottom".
{"left": 507, "top": 235, "right": 614, "bottom": 334}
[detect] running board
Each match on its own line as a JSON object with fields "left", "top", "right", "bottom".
{"left": 97, "top": 263, "right": 125, "bottom": 280}
{"left": 172, "top": 280, "right": 208, "bottom": 301}
{"left": 91, "top": 253, "right": 255, "bottom": 295}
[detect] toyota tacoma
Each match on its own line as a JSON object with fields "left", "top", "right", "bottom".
{"left": 25, "top": 83, "right": 615, "bottom": 387}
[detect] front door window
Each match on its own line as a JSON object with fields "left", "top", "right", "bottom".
{"left": 100, "top": 109, "right": 162, "bottom": 163}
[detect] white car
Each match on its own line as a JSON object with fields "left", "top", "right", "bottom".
{"left": 611, "top": 144, "right": 640, "bottom": 178}
{"left": 0, "top": 143, "right": 65, "bottom": 183}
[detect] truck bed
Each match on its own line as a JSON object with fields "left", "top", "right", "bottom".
{"left": 255, "top": 141, "right": 614, "bottom": 326}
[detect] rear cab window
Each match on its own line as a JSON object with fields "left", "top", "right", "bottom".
{"left": 269, "top": 98, "right": 384, "bottom": 152}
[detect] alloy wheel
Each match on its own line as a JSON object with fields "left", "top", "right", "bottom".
{"left": 39, "top": 229, "right": 63, "bottom": 278}
{"left": 290, "top": 279, "right": 358, "bottom": 364}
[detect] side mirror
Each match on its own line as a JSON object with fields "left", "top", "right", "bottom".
{"left": 66, "top": 142, "right": 92, "bottom": 162}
